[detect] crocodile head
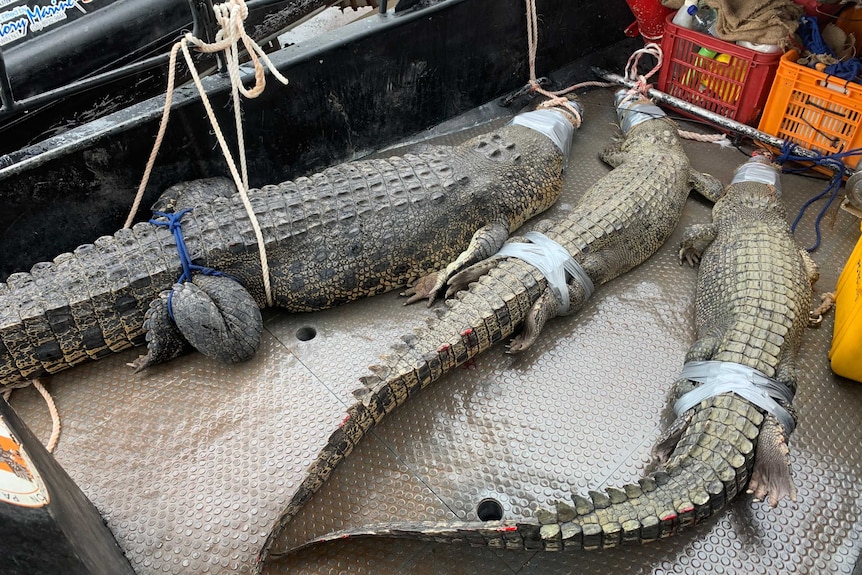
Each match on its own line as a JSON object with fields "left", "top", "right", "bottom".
{"left": 716, "top": 155, "right": 786, "bottom": 220}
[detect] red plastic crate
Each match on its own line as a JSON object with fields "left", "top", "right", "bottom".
{"left": 657, "top": 14, "right": 783, "bottom": 126}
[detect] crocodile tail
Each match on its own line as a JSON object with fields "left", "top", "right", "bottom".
{"left": 0, "top": 222, "right": 177, "bottom": 388}
{"left": 284, "top": 392, "right": 764, "bottom": 553}
{"left": 258, "top": 260, "right": 548, "bottom": 562}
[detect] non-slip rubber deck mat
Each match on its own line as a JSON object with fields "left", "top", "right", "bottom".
{"left": 8, "top": 88, "right": 862, "bottom": 574}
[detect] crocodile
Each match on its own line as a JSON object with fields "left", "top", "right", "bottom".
{"left": 257, "top": 92, "right": 724, "bottom": 567}
{"left": 0, "top": 104, "right": 582, "bottom": 389}
{"left": 273, "top": 152, "right": 817, "bottom": 557}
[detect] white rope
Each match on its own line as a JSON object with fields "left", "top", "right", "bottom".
{"left": 125, "top": 0, "right": 288, "bottom": 307}
{"left": 677, "top": 129, "right": 733, "bottom": 146}
{"left": 3, "top": 378, "right": 61, "bottom": 453}
{"left": 524, "top": 0, "right": 582, "bottom": 126}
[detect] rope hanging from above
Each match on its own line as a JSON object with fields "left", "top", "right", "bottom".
{"left": 127, "top": 0, "right": 288, "bottom": 307}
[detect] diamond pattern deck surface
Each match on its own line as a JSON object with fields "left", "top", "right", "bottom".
{"left": 7, "top": 88, "right": 862, "bottom": 574}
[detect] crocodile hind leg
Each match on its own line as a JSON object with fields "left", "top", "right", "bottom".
{"left": 170, "top": 275, "right": 263, "bottom": 364}
{"left": 748, "top": 359, "right": 799, "bottom": 507}
{"left": 652, "top": 332, "right": 721, "bottom": 462}
{"left": 402, "top": 220, "right": 511, "bottom": 305}
{"left": 129, "top": 292, "right": 193, "bottom": 372}
{"left": 652, "top": 377, "right": 697, "bottom": 463}
{"left": 508, "top": 277, "right": 591, "bottom": 353}
{"left": 442, "top": 220, "right": 556, "bottom": 298}
{"left": 748, "top": 412, "right": 797, "bottom": 507}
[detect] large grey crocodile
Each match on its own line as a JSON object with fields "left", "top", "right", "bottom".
{"left": 257, "top": 92, "right": 724, "bottom": 567}
{"left": 274, "top": 152, "right": 817, "bottom": 557}
{"left": 0, "top": 104, "right": 581, "bottom": 389}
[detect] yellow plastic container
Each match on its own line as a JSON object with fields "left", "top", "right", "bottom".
{"left": 829, "top": 222, "right": 862, "bottom": 381}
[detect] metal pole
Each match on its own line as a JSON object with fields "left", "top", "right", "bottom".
{"left": 591, "top": 66, "right": 857, "bottom": 179}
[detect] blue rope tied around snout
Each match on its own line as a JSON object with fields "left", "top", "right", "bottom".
{"left": 776, "top": 141, "right": 862, "bottom": 252}
{"left": 150, "top": 208, "right": 226, "bottom": 320}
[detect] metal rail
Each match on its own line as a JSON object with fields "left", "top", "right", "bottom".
{"left": 592, "top": 66, "right": 857, "bottom": 179}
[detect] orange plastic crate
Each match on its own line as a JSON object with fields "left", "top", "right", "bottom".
{"left": 657, "top": 14, "right": 782, "bottom": 125}
{"left": 758, "top": 50, "right": 862, "bottom": 170}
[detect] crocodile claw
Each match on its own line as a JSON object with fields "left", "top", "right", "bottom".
{"left": 747, "top": 415, "right": 797, "bottom": 507}
{"left": 130, "top": 291, "right": 192, "bottom": 372}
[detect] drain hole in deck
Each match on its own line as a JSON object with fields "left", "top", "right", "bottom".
{"left": 476, "top": 498, "right": 504, "bottom": 521}
{"left": 295, "top": 326, "right": 317, "bottom": 341}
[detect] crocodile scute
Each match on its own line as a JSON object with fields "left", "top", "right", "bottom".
{"left": 0, "top": 104, "right": 581, "bottom": 389}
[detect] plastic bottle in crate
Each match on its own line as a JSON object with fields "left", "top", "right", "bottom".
{"left": 692, "top": 3, "right": 717, "bottom": 36}
{"left": 672, "top": 0, "right": 698, "bottom": 28}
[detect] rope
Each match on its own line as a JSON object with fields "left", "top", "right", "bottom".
{"left": 3, "top": 379, "right": 61, "bottom": 453}
{"left": 149, "top": 209, "right": 231, "bottom": 319}
{"left": 797, "top": 15, "right": 862, "bottom": 83}
{"left": 125, "top": 0, "right": 288, "bottom": 307}
{"left": 524, "top": 0, "right": 582, "bottom": 126}
{"left": 776, "top": 141, "right": 862, "bottom": 252}
{"left": 677, "top": 129, "right": 732, "bottom": 145}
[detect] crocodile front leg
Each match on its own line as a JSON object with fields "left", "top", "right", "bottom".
{"left": 679, "top": 223, "right": 717, "bottom": 267}
{"left": 130, "top": 293, "right": 192, "bottom": 372}
{"left": 402, "top": 220, "right": 511, "bottom": 305}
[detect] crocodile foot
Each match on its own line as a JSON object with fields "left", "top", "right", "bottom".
{"left": 678, "top": 223, "right": 718, "bottom": 267}
{"left": 129, "top": 292, "right": 193, "bottom": 372}
{"left": 402, "top": 271, "right": 445, "bottom": 306}
{"left": 508, "top": 285, "right": 557, "bottom": 354}
{"left": 170, "top": 274, "right": 263, "bottom": 364}
{"left": 747, "top": 415, "right": 797, "bottom": 507}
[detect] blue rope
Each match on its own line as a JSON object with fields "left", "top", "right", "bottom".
{"left": 797, "top": 15, "right": 862, "bottom": 83}
{"left": 776, "top": 141, "right": 862, "bottom": 252}
{"left": 150, "top": 208, "right": 226, "bottom": 320}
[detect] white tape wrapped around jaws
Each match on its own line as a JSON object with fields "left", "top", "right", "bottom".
{"left": 496, "top": 231, "right": 594, "bottom": 315}
{"left": 673, "top": 360, "right": 796, "bottom": 435}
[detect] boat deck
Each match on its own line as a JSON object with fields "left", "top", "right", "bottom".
{"left": 8, "top": 88, "right": 862, "bottom": 574}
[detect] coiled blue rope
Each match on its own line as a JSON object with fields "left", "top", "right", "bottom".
{"left": 776, "top": 142, "right": 862, "bottom": 251}
{"left": 150, "top": 208, "right": 227, "bottom": 319}
{"left": 797, "top": 15, "right": 862, "bottom": 83}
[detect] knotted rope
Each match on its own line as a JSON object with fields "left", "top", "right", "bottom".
{"left": 149, "top": 209, "right": 232, "bottom": 319}
{"left": 126, "top": 0, "right": 288, "bottom": 307}
{"left": 524, "top": 0, "right": 582, "bottom": 125}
